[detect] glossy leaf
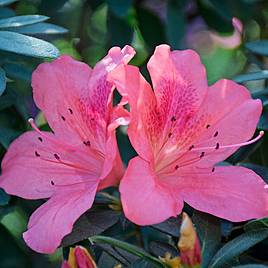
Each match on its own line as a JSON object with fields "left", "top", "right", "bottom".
{"left": 234, "top": 70, "right": 268, "bottom": 83}
{"left": 0, "top": 188, "right": 10, "bottom": 206}
{"left": 106, "top": 0, "right": 132, "bottom": 17}
{"left": 0, "top": 0, "right": 18, "bottom": 6}
{"left": 151, "top": 216, "right": 181, "bottom": 237}
{"left": 244, "top": 217, "right": 268, "bottom": 232}
{"left": 0, "top": 15, "right": 49, "bottom": 28}
{"left": 246, "top": 41, "right": 268, "bottom": 56}
{"left": 0, "top": 31, "right": 59, "bottom": 58}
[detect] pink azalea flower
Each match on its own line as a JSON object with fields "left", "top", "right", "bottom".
{"left": 109, "top": 44, "right": 268, "bottom": 225}
{"left": 0, "top": 46, "right": 135, "bottom": 253}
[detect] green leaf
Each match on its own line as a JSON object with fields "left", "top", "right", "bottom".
{"left": 0, "top": 15, "right": 49, "bottom": 28}
{"left": 149, "top": 241, "right": 178, "bottom": 258}
{"left": 0, "top": 0, "right": 18, "bottom": 7}
{"left": 233, "top": 70, "right": 268, "bottom": 83}
{"left": 246, "top": 40, "right": 268, "bottom": 56}
{"left": 61, "top": 209, "right": 121, "bottom": 247}
{"left": 166, "top": 0, "right": 186, "bottom": 49}
{"left": 90, "top": 236, "right": 166, "bottom": 268}
{"left": 106, "top": 0, "right": 132, "bottom": 17}
{"left": 0, "top": 188, "right": 10, "bottom": 206}
{"left": 12, "top": 22, "right": 68, "bottom": 35}
{"left": 0, "top": 7, "right": 15, "bottom": 19}
{"left": 209, "top": 229, "right": 268, "bottom": 268}
{"left": 0, "top": 31, "right": 59, "bottom": 58}
{"left": 232, "top": 265, "right": 268, "bottom": 268}
{"left": 0, "top": 126, "right": 21, "bottom": 148}
{"left": 238, "top": 163, "right": 268, "bottom": 183}
{"left": 151, "top": 216, "right": 181, "bottom": 237}
{"left": 244, "top": 217, "right": 268, "bottom": 232}
{"left": 3, "top": 62, "right": 32, "bottom": 81}
{"left": 0, "top": 66, "right": 6, "bottom": 95}
{"left": 192, "top": 211, "right": 221, "bottom": 268}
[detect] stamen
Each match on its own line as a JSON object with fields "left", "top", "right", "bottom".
{"left": 191, "top": 131, "right": 264, "bottom": 152}
{"left": 35, "top": 151, "right": 40, "bottom": 157}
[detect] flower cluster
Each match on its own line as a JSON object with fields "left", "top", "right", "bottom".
{"left": 0, "top": 44, "right": 267, "bottom": 254}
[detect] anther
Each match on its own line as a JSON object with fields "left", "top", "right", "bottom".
{"left": 189, "top": 145, "right": 194, "bottom": 151}
{"left": 206, "top": 124, "right": 210, "bottom": 129}
{"left": 50, "top": 180, "right": 55, "bottom": 186}
{"left": 35, "top": 151, "right": 40, "bottom": 157}
{"left": 38, "top": 137, "right": 43, "bottom": 142}
{"left": 83, "top": 141, "right": 91, "bottom": 146}
{"left": 215, "top": 143, "right": 220, "bottom": 150}
{"left": 214, "top": 131, "right": 219, "bottom": 137}
{"left": 61, "top": 116, "right": 66, "bottom": 121}
{"left": 200, "top": 152, "right": 205, "bottom": 158}
{"left": 54, "top": 153, "right": 60, "bottom": 160}
{"left": 68, "top": 108, "right": 73, "bottom": 114}
{"left": 171, "top": 116, "right": 176, "bottom": 122}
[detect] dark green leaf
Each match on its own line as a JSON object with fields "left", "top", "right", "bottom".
{"left": 149, "top": 241, "right": 178, "bottom": 258}
{"left": 192, "top": 211, "right": 221, "bottom": 268}
{"left": 258, "top": 109, "right": 268, "bottom": 131}
{"left": 106, "top": 0, "right": 132, "bottom": 17}
{"left": 3, "top": 62, "right": 32, "bottom": 81}
{"left": 12, "top": 22, "right": 68, "bottom": 35}
{"left": 130, "top": 259, "right": 156, "bottom": 268}
{"left": 233, "top": 70, "right": 268, "bottom": 83}
{"left": 246, "top": 41, "right": 268, "bottom": 56}
{"left": 61, "top": 209, "right": 121, "bottom": 247}
{"left": 90, "top": 236, "right": 166, "bottom": 268}
{"left": 209, "top": 229, "right": 268, "bottom": 268}
{"left": 0, "top": 0, "right": 18, "bottom": 7}
{"left": 0, "top": 126, "right": 21, "bottom": 148}
{"left": 0, "top": 31, "right": 59, "bottom": 58}
{"left": 136, "top": 6, "right": 166, "bottom": 50}
{"left": 151, "top": 216, "right": 181, "bottom": 237}
{"left": 0, "top": 7, "right": 15, "bottom": 19}
{"left": 0, "top": 15, "right": 49, "bottom": 28}
{"left": 244, "top": 217, "right": 268, "bottom": 232}
{"left": 232, "top": 265, "right": 268, "bottom": 268}
{"left": 238, "top": 163, "right": 268, "bottom": 183}
{"left": 166, "top": 0, "right": 186, "bottom": 49}
{"left": 0, "top": 188, "right": 10, "bottom": 206}
{"left": 0, "top": 66, "right": 6, "bottom": 95}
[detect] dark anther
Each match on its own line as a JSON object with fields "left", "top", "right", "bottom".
{"left": 214, "top": 131, "right": 219, "bottom": 137}
{"left": 206, "top": 124, "right": 211, "bottom": 129}
{"left": 175, "top": 165, "right": 179, "bottom": 170}
{"left": 171, "top": 116, "right": 176, "bottom": 122}
{"left": 50, "top": 180, "right": 55, "bottom": 186}
{"left": 35, "top": 151, "right": 40, "bottom": 157}
{"left": 212, "top": 167, "right": 215, "bottom": 172}
{"left": 168, "top": 133, "right": 172, "bottom": 138}
{"left": 189, "top": 145, "right": 194, "bottom": 151}
{"left": 38, "top": 137, "right": 43, "bottom": 142}
{"left": 68, "top": 108, "right": 73, "bottom": 114}
{"left": 61, "top": 115, "right": 66, "bottom": 121}
{"left": 200, "top": 152, "right": 205, "bottom": 158}
{"left": 83, "top": 141, "right": 91, "bottom": 146}
{"left": 54, "top": 153, "right": 60, "bottom": 160}
{"left": 215, "top": 143, "right": 220, "bottom": 150}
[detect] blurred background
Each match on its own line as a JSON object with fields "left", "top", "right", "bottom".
{"left": 1, "top": 0, "right": 268, "bottom": 267}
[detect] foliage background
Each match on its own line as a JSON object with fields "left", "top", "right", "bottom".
{"left": 0, "top": 0, "right": 268, "bottom": 267}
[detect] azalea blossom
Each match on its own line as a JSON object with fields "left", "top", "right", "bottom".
{"left": 109, "top": 44, "right": 268, "bottom": 225}
{"left": 0, "top": 46, "right": 135, "bottom": 253}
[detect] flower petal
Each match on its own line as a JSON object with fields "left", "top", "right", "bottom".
{"left": 23, "top": 183, "right": 98, "bottom": 253}
{"left": 0, "top": 131, "right": 101, "bottom": 199}
{"left": 180, "top": 166, "right": 268, "bottom": 221}
{"left": 120, "top": 156, "right": 183, "bottom": 225}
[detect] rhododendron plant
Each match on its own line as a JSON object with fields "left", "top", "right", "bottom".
{"left": 0, "top": 46, "right": 135, "bottom": 253}
{"left": 109, "top": 44, "right": 268, "bottom": 225}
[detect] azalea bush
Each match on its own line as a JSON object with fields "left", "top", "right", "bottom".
{"left": 1, "top": 0, "right": 268, "bottom": 268}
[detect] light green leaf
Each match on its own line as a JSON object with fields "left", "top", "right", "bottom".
{"left": 0, "top": 15, "right": 49, "bottom": 28}
{"left": 234, "top": 70, "right": 268, "bottom": 83}
{"left": 246, "top": 40, "right": 268, "bottom": 56}
{"left": 12, "top": 22, "right": 67, "bottom": 35}
{"left": 0, "top": 66, "right": 6, "bottom": 95}
{"left": 0, "top": 31, "right": 59, "bottom": 58}
{"left": 209, "top": 229, "right": 268, "bottom": 268}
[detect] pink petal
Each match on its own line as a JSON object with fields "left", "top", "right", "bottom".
{"left": 108, "top": 65, "right": 156, "bottom": 161}
{"left": 0, "top": 131, "right": 101, "bottom": 199}
{"left": 23, "top": 183, "right": 98, "bottom": 253}
{"left": 119, "top": 157, "right": 183, "bottom": 225}
{"left": 61, "top": 261, "right": 71, "bottom": 268}
{"left": 180, "top": 166, "right": 268, "bottom": 221}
